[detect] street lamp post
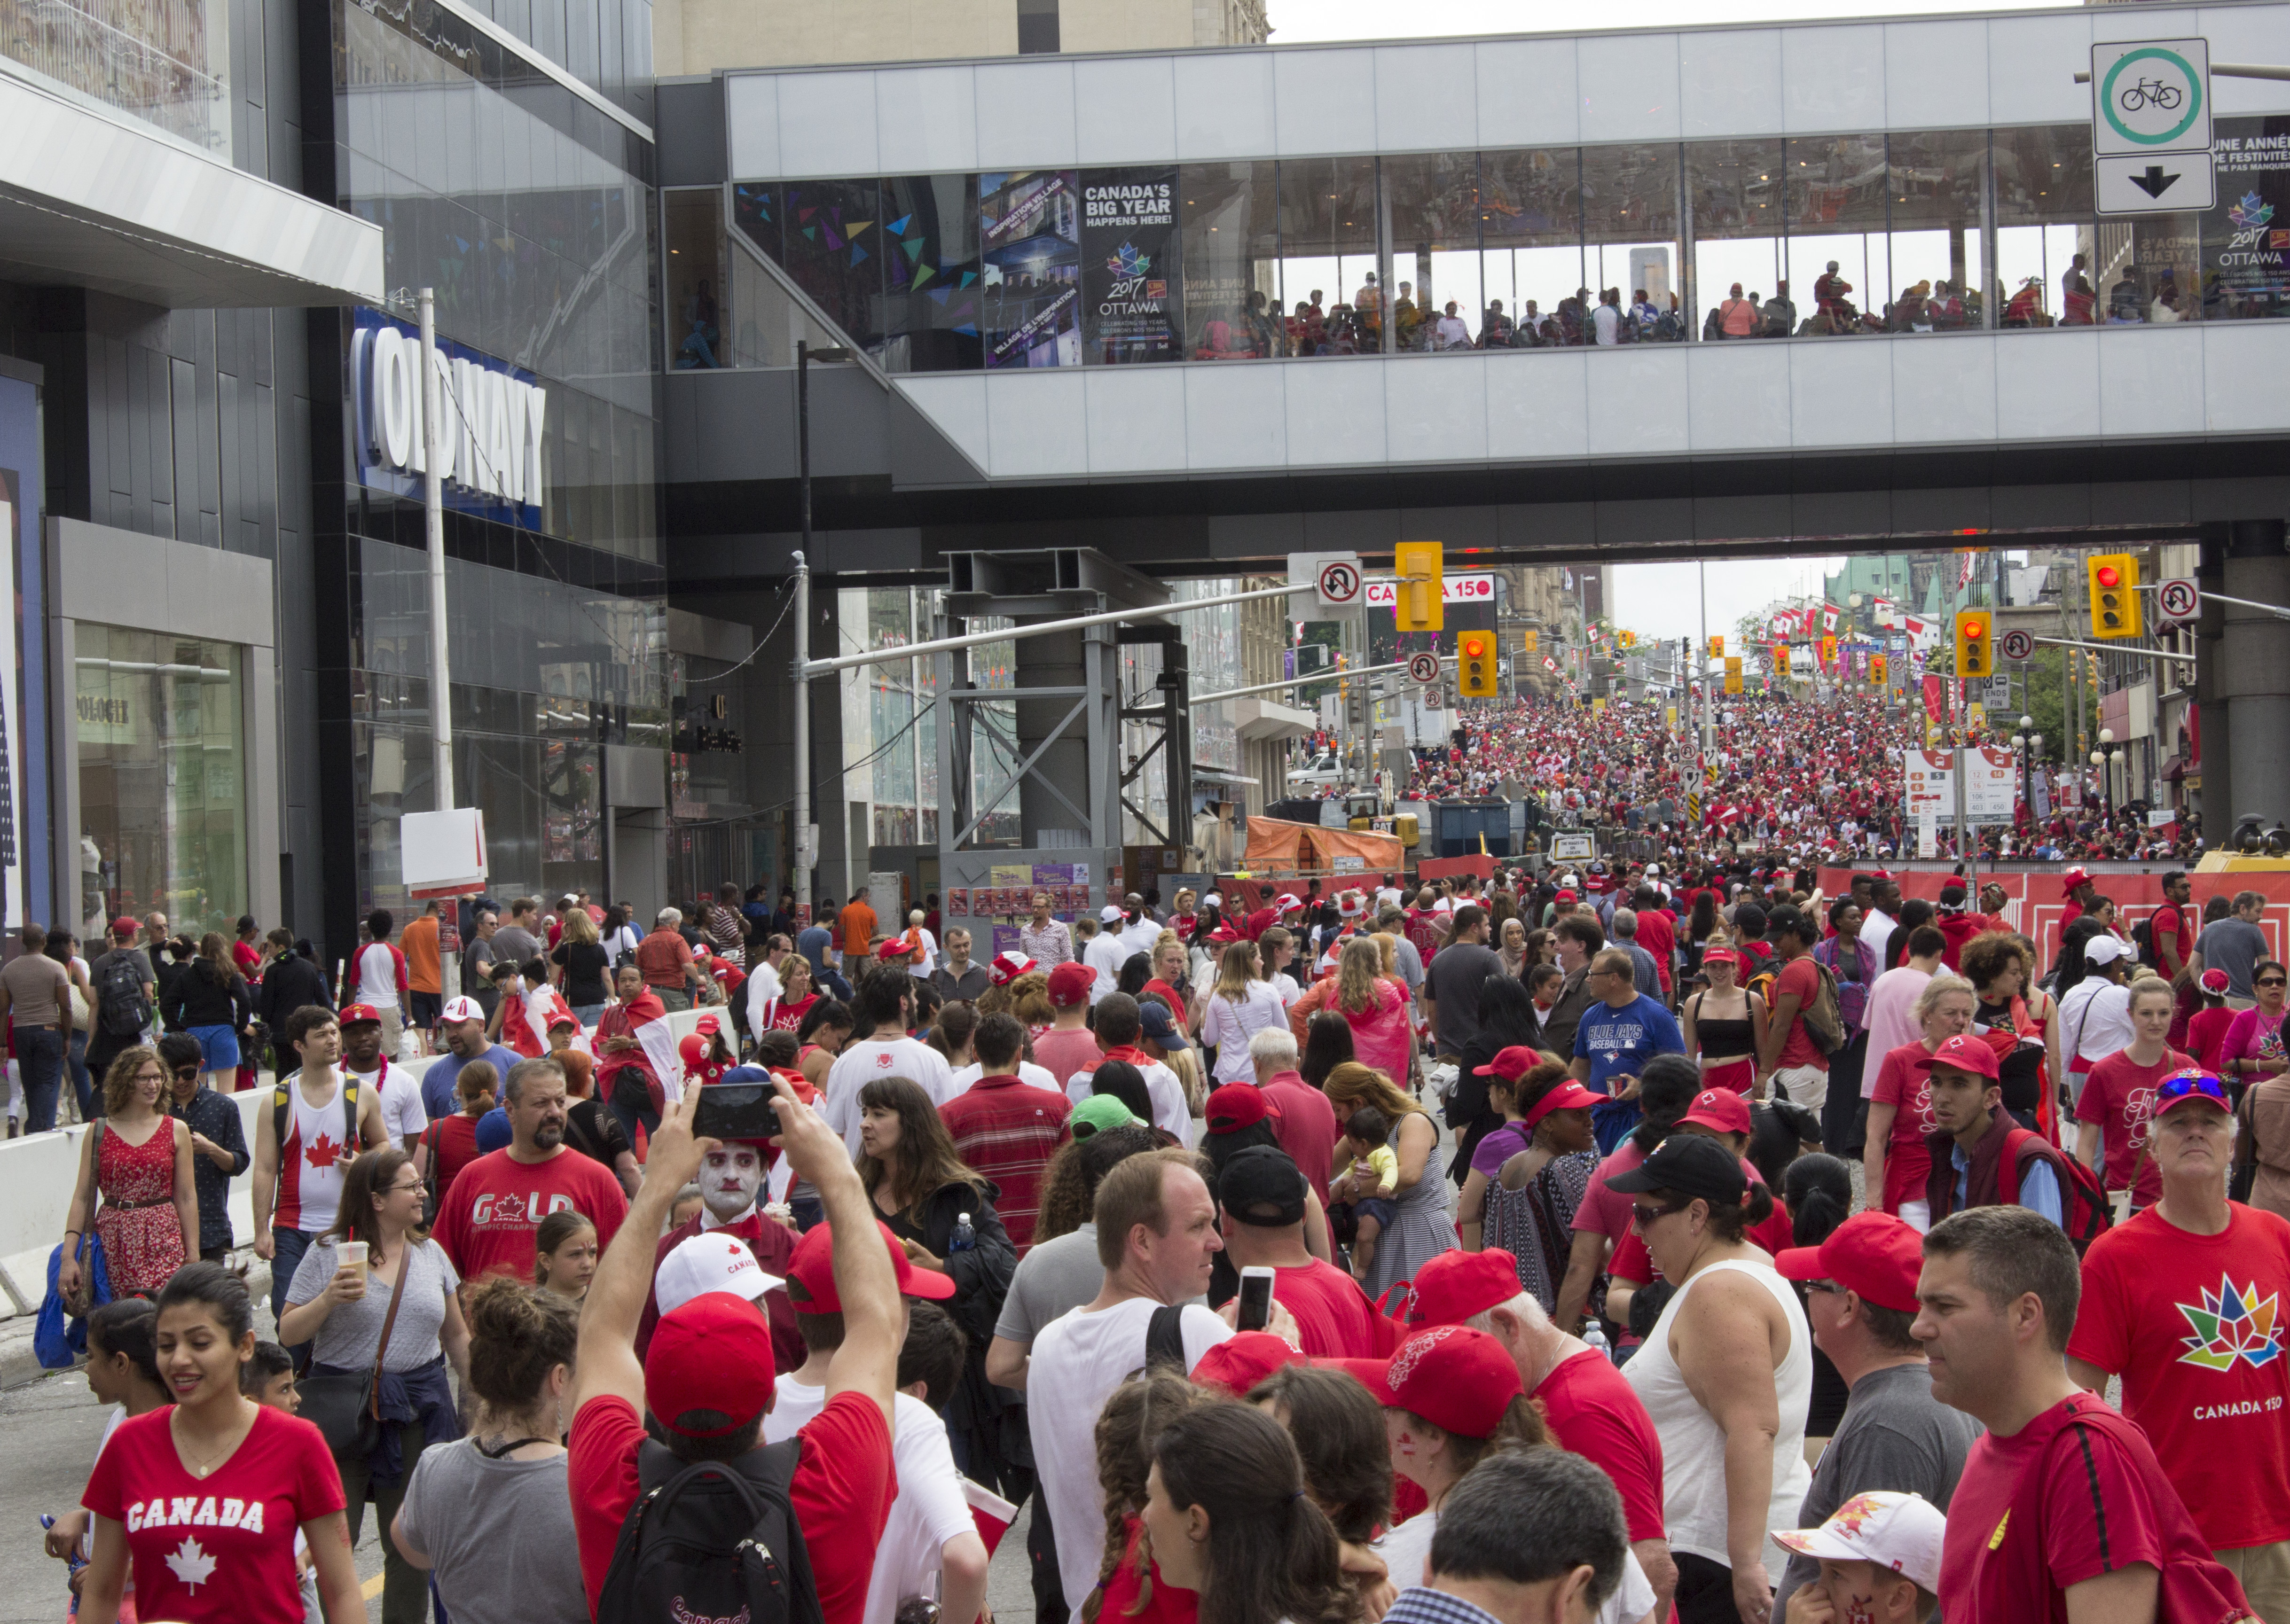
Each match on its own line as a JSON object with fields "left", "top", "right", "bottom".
{"left": 2012, "top": 714, "right": 2041, "bottom": 843}
{"left": 791, "top": 339, "right": 855, "bottom": 910}
{"left": 2093, "top": 726, "right": 2117, "bottom": 822}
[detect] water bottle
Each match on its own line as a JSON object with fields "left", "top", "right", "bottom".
{"left": 950, "top": 1212, "right": 976, "bottom": 1254}
{"left": 1581, "top": 1321, "right": 1612, "bottom": 1362}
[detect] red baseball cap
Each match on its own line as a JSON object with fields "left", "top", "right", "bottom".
{"left": 1406, "top": 1249, "right": 1525, "bottom": 1327}
{"left": 1047, "top": 962, "right": 1095, "bottom": 1008}
{"left": 784, "top": 1218, "right": 957, "bottom": 1312}
{"left": 992, "top": 952, "right": 1038, "bottom": 986}
{"left": 877, "top": 938, "right": 914, "bottom": 962}
{"left": 1339, "top": 1326, "right": 1524, "bottom": 1438}
{"left": 644, "top": 1292, "right": 779, "bottom": 1437}
{"left": 112, "top": 917, "right": 141, "bottom": 939}
{"left": 1521, "top": 1078, "right": 1602, "bottom": 1132}
{"left": 1553, "top": 889, "right": 1578, "bottom": 904}
{"left": 1679, "top": 1087, "right": 1752, "bottom": 1137}
{"left": 1774, "top": 1210, "right": 1924, "bottom": 1313}
{"left": 1471, "top": 1046, "right": 1543, "bottom": 1083}
{"left": 1915, "top": 1032, "right": 2001, "bottom": 1082}
{"left": 1702, "top": 946, "right": 1740, "bottom": 966}
{"left": 1204, "top": 1082, "right": 1272, "bottom": 1135}
{"left": 1190, "top": 1331, "right": 1305, "bottom": 1397}
{"left": 337, "top": 1003, "right": 381, "bottom": 1027}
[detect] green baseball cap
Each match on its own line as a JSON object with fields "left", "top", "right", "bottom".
{"left": 1069, "top": 1094, "right": 1141, "bottom": 1139}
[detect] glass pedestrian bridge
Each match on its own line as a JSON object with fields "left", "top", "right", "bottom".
{"left": 665, "top": 2, "right": 2290, "bottom": 481}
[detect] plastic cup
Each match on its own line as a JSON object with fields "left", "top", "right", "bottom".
{"left": 337, "top": 1241, "right": 369, "bottom": 1279}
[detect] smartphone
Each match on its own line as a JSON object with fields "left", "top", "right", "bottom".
{"left": 692, "top": 1083, "right": 780, "bottom": 1141}
{"left": 1236, "top": 1265, "right": 1276, "bottom": 1334}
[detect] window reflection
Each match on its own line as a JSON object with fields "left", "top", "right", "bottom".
{"left": 1688, "top": 139, "right": 1781, "bottom": 339}
{"left": 1481, "top": 148, "right": 1582, "bottom": 345}
{"left": 1584, "top": 142, "right": 1684, "bottom": 341}
{"left": 1276, "top": 156, "right": 1382, "bottom": 353}
{"left": 665, "top": 188, "right": 726, "bottom": 368}
{"left": 1887, "top": 130, "right": 1985, "bottom": 330}
{"left": 1383, "top": 152, "right": 1482, "bottom": 351}
{"left": 1181, "top": 161, "right": 1284, "bottom": 358}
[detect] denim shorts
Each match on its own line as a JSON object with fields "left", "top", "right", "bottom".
{"left": 188, "top": 1024, "right": 241, "bottom": 1071}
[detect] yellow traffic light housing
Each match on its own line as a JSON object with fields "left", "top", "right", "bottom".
{"left": 1521, "top": 629, "right": 1538, "bottom": 653}
{"left": 1724, "top": 656, "right": 1743, "bottom": 695}
{"left": 1708, "top": 634, "right": 1725, "bottom": 657}
{"left": 1871, "top": 652, "right": 1888, "bottom": 683}
{"left": 2087, "top": 554, "right": 2141, "bottom": 640}
{"left": 1393, "top": 542, "right": 1443, "bottom": 631}
{"left": 1955, "top": 610, "right": 1992, "bottom": 678}
{"left": 1458, "top": 631, "right": 1498, "bottom": 697}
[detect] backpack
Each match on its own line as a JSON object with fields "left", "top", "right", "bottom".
{"left": 1144, "top": 1304, "right": 1188, "bottom": 1374}
{"left": 2132, "top": 905, "right": 2169, "bottom": 970}
{"left": 596, "top": 1438, "right": 823, "bottom": 1624}
{"left": 1997, "top": 1127, "right": 2113, "bottom": 1254}
{"left": 95, "top": 953, "right": 152, "bottom": 1038}
{"left": 273, "top": 1074, "right": 363, "bottom": 1161}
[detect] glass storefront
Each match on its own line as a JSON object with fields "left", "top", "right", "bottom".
{"left": 1, "top": 0, "right": 232, "bottom": 153}
{"left": 74, "top": 626, "right": 244, "bottom": 942}
{"left": 722, "top": 117, "right": 2290, "bottom": 367}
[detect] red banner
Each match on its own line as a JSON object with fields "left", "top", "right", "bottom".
{"left": 1921, "top": 674, "right": 1945, "bottom": 723}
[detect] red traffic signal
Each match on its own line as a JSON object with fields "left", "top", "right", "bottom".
{"left": 2095, "top": 564, "right": 2121, "bottom": 589}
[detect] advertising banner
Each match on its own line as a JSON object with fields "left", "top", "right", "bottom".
{"left": 2205, "top": 118, "right": 2290, "bottom": 317}
{"left": 1901, "top": 747, "right": 2018, "bottom": 826}
{"left": 1080, "top": 168, "right": 1180, "bottom": 363}
{"left": 980, "top": 171, "right": 1081, "bottom": 368}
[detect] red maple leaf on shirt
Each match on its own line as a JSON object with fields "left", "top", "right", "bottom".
{"left": 304, "top": 1131, "right": 345, "bottom": 1170}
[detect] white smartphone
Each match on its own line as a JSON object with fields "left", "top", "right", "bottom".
{"left": 1236, "top": 1265, "right": 1277, "bottom": 1333}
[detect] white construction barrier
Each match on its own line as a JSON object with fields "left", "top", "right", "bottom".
{"left": 0, "top": 1005, "right": 709, "bottom": 1318}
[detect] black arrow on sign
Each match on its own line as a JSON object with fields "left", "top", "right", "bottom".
{"left": 2130, "top": 164, "right": 2180, "bottom": 199}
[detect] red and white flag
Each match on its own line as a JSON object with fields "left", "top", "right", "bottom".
{"left": 511, "top": 984, "right": 587, "bottom": 1059}
{"left": 1821, "top": 604, "right": 1840, "bottom": 634}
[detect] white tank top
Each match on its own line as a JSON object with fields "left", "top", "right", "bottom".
{"left": 1621, "top": 1255, "right": 1813, "bottom": 1572}
{"left": 274, "top": 1071, "right": 353, "bottom": 1233}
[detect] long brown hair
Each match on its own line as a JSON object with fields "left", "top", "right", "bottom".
{"left": 856, "top": 1074, "right": 987, "bottom": 1220}
{"left": 1084, "top": 1370, "right": 1213, "bottom": 1623}
{"left": 1334, "top": 936, "right": 1386, "bottom": 1016}
{"left": 1323, "top": 1060, "right": 1427, "bottom": 1126}
{"left": 325, "top": 1146, "right": 422, "bottom": 1251}
{"left": 1152, "top": 1402, "right": 1353, "bottom": 1624}
{"left": 194, "top": 930, "right": 244, "bottom": 988}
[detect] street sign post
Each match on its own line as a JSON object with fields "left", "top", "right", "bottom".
{"left": 2000, "top": 628, "right": 2035, "bottom": 663}
{"left": 2157, "top": 577, "right": 2200, "bottom": 620}
{"left": 2092, "top": 39, "right": 2213, "bottom": 216}
{"left": 1316, "top": 558, "right": 1363, "bottom": 608}
{"left": 1287, "top": 552, "right": 1362, "bottom": 620}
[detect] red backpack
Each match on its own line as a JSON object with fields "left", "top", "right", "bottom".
{"left": 1994, "top": 1127, "right": 2113, "bottom": 1254}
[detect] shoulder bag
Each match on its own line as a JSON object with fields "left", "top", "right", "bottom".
{"left": 296, "top": 1244, "right": 407, "bottom": 1459}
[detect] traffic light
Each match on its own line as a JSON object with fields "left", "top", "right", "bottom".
{"left": 1619, "top": 628, "right": 1636, "bottom": 651}
{"left": 1458, "top": 631, "right": 1498, "bottom": 697}
{"left": 2087, "top": 553, "right": 2141, "bottom": 640}
{"left": 1724, "top": 656, "right": 1743, "bottom": 695}
{"left": 1871, "top": 652, "right": 1888, "bottom": 683}
{"left": 1955, "top": 609, "right": 1992, "bottom": 678}
{"left": 1521, "top": 629, "right": 1538, "bottom": 653}
{"left": 1819, "top": 635, "right": 1838, "bottom": 668}
{"left": 1709, "top": 634, "right": 1725, "bottom": 657}
{"left": 1393, "top": 542, "right": 1443, "bottom": 631}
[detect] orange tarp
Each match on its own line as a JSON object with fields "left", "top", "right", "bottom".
{"left": 1241, "top": 817, "right": 1405, "bottom": 876}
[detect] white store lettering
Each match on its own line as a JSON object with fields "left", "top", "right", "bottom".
{"left": 356, "top": 320, "right": 547, "bottom": 510}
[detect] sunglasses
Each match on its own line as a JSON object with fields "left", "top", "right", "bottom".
{"left": 1803, "top": 1280, "right": 1848, "bottom": 1296}
{"left": 173, "top": 1066, "right": 201, "bottom": 1080}
{"left": 2259, "top": 978, "right": 2287, "bottom": 989}
{"left": 1630, "top": 1202, "right": 1683, "bottom": 1229}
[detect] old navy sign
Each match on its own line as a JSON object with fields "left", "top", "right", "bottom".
{"left": 353, "top": 309, "right": 545, "bottom": 521}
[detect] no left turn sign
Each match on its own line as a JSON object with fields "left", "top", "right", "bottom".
{"left": 1407, "top": 652, "right": 1441, "bottom": 685}
{"left": 2158, "top": 578, "right": 2199, "bottom": 620}
{"left": 2000, "top": 629, "right": 2035, "bottom": 662}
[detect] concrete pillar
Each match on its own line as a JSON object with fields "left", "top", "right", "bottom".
{"left": 1014, "top": 620, "right": 1093, "bottom": 848}
{"left": 2196, "top": 525, "right": 2230, "bottom": 833}
{"left": 2222, "top": 518, "right": 2290, "bottom": 835}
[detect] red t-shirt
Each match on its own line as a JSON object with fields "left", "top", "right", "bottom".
{"left": 83, "top": 1404, "right": 347, "bottom": 1624}
{"left": 431, "top": 1146, "right": 629, "bottom": 1283}
{"left": 2066, "top": 1203, "right": 2290, "bottom": 1549}
{"left": 1634, "top": 910, "right": 1677, "bottom": 992}
{"left": 2074, "top": 1048, "right": 2191, "bottom": 1206}
{"left": 428, "top": 1113, "right": 485, "bottom": 1195}
{"left": 1032, "top": 1028, "right": 1105, "bottom": 1090}
{"left": 1772, "top": 954, "right": 1828, "bottom": 1072}
{"left": 2149, "top": 901, "right": 2195, "bottom": 972}
{"left": 2189, "top": 1007, "right": 2238, "bottom": 1072}
{"left": 569, "top": 1391, "right": 895, "bottom": 1624}
{"left": 1268, "top": 1258, "right": 1385, "bottom": 1358}
{"left": 1939, "top": 1392, "right": 2183, "bottom": 1624}
{"left": 1869, "top": 1040, "right": 1938, "bottom": 1213}
{"left": 1534, "top": 1347, "right": 1666, "bottom": 1544}
{"left": 772, "top": 993, "right": 819, "bottom": 1034}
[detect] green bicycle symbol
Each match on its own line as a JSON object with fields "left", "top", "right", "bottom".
{"left": 2100, "top": 47, "right": 2203, "bottom": 147}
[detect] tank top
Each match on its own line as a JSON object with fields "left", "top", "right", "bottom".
{"left": 273, "top": 1071, "right": 353, "bottom": 1233}
{"left": 1622, "top": 1256, "right": 1813, "bottom": 1571}
{"left": 1688, "top": 993, "right": 1757, "bottom": 1060}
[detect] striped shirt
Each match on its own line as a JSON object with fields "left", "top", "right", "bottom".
{"left": 938, "top": 1074, "right": 1071, "bottom": 1253}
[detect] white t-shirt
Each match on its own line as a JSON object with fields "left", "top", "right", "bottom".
{"left": 354, "top": 941, "right": 401, "bottom": 1010}
{"left": 904, "top": 929, "right": 941, "bottom": 978}
{"left": 745, "top": 958, "right": 784, "bottom": 1038}
{"left": 1119, "top": 918, "right": 1163, "bottom": 959}
{"left": 347, "top": 1060, "right": 428, "bottom": 1147}
{"left": 1377, "top": 1510, "right": 1655, "bottom": 1624}
{"left": 951, "top": 1059, "right": 1061, "bottom": 1095}
{"left": 1083, "top": 932, "right": 1129, "bottom": 1004}
{"left": 1199, "top": 981, "right": 1291, "bottom": 1084}
{"left": 823, "top": 1037, "right": 959, "bottom": 1156}
{"left": 1065, "top": 1060, "right": 1191, "bottom": 1141}
{"left": 1030, "top": 1298, "right": 1233, "bottom": 1610}
{"left": 766, "top": 1382, "right": 974, "bottom": 1624}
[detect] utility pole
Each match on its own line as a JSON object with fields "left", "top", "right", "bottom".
{"left": 418, "top": 287, "right": 458, "bottom": 999}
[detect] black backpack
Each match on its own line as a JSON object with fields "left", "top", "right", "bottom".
{"left": 596, "top": 1437, "right": 823, "bottom": 1624}
{"left": 95, "top": 953, "right": 152, "bottom": 1038}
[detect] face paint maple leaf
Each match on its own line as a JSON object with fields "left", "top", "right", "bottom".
{"left": 165, "top": 1537, "right": 218, "bottom": 1588}
{"left": 304, "top": 1131, "right": 345, "bottom": 1170}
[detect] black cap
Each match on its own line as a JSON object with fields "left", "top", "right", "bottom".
{"left": 1217, "top": 1146, "right": 1308, "bottom": 1227}
{"left": 1603, "top": 1134, "right": 1749, "bottom": 1208}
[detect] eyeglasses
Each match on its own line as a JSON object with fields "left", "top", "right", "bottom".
{"left": 385, "top": 1179, "right": 426, "bottom": 1195}
{"left": 1803, "top": 1280, "right": 1848, "bottom": 1296}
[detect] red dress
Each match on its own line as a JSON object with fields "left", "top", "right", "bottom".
{"left": 94, "top": 1123, "right": 186, "bottom": 1293}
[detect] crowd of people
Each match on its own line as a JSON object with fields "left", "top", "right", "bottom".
{"left": 1387, "top": 695, "right": 2203, "bottom": 866}
{"left": 28, "top": 853, "right": 2290, "bottom": 1624}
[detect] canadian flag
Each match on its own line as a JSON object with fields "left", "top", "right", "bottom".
{"left": 1821, "top": 604, "right": 1840, "bottom": 634}
{"left": 512, "top": 985, "right": 589, "bottom": 1059}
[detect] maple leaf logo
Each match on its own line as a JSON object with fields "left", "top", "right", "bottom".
{"left": 2176, "top": 1273, "right": 2285, "bottom": 1373}
{"left": 165, "top": 1536, "right": 218, "bottom": 1589}
{"left": 304, "top": 1131, "right": 345, "bottom": 1170}
{"left": 1105, "top": 241, "right": 1151, "bottom": 279}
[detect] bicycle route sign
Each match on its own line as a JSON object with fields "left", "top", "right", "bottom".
{"left": 2093, "top": 39, "right": 2214, "bottom": 214}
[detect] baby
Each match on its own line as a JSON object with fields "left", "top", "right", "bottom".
{"left": 1338, "top": 1105, "right": 1401, "bottom": 1282}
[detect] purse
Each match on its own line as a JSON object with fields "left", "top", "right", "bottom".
{"left": 296, "top": 1245, "right": 406, "bottom": 1460}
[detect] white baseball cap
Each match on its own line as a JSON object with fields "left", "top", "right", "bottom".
{"left": 2084, "top": 935, "right": 2131, "bottom": 967}
{"left": 654, "top": 1231, "right": 784, "bottom": 1320}
{"left": 1101, "top": 904, "right": 1126, "bottom": 923}
{"left": 440, "top": 994, "right": 486, "bottom": 1024}
{"left": 1772, "top": 1492, "right": 1947, "bottom": 1594}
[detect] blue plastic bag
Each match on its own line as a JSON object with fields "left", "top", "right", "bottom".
{"left": 35, "top": 1233, "right": 112, "bottom": 1369}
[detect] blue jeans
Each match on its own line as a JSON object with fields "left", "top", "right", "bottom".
{"left": 66, "top": 1029, "right": 93, "bottom": 1121}
{"left": 611, "top": 1097, "right": 660, "bottom": 1153}
{"left": 270, "top": 1226, "right": 317, "bottom": 1365}
{"left": 16, "top": 1027, "right": 64, "bottom": 1133}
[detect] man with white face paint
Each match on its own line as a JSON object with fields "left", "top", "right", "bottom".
{"left": 632, "top": 1063, "right": 801, "bottom": 1371}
